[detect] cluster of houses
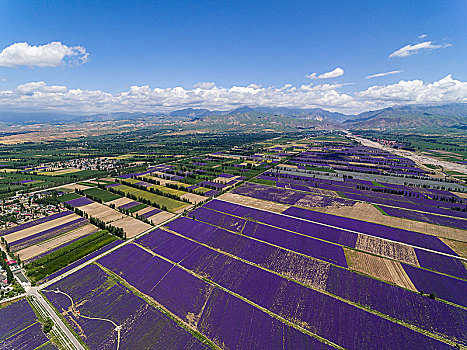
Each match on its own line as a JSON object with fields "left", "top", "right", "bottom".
{"left": 0, "top": 192, "right": 63, "bottom": 230}
{"left": 41, "top": 156, "right": 122, "bottom": 172}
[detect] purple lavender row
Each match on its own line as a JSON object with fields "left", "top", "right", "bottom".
{"left": 134, "top": 181, "right": 152, "bottom": 187}
{"left": 203, "top": 189, "right": 219, "bottom": 197}
{"left": 220, "top": 184, "right": 459, "bottom": 256}
{"left": 0, "top": 210, "right": 73, "bottom": 236}
{"left": 45, "top": 264, "right": 209, "bottom": 350}
{"left": 42, "top": 239, "right": 122, "bottom": 283}
{"left": 99, "top": 244, "right": 211, "bottom": 323}
{"left": 159, "top": 224, "right": 455, "bottom": 349}
{"left": 202, "top": 200, "right": 467, "bottom": 306}
{"left": 105, "top": 183, "right": 120, "bottom": 188}
{"left": 10, "top": 217, "right": 89, "bottom": 252}
{"left": 381, "top": 205, "right": 467, "bottom": 230}
{"left": 65, "top": 196, "right": 94, "bottom": 207}
{"left": 242, "top": 221, "right": 348, "bottom": 267}
{"left": 188, "top": 207, "right": 246, "bottom": 232}
{"left": 203, "top": 200, "right": 464, "bottom": 278}
{"left": 203, "top": 200, "right": 358, "bottom": 248}
{"left": 118, "top": 201, "right": 140, "bottom": 210}
{"left": 199, "top": 180, "right": 226, "bottom": 189}
{"left": 140, "top": 208, "right": 162, "bottom": 218}
{"left": 149, "top": 222, "right": 467, "bottom": 343}
{"left": 403, "top": 264, "right": 467, "bottom": 307}
{"left": 414, "top": 248, "right": 467, "bottom": 280}
{"left": 219, "top": 173, "right": 235, "bottom": 178}
{"left": 198, "top": 288, "right": 332, "bottom": 350}
{"left": 0, "top": 322, "right": 54, "bottom": 350}
{"left": 187, "top": 206, "right": 348, "bottom": 267}
{"left": 0, "top": 299, "right": 37, "bottom": 340}
{"left": 99, "top": 244, "right": 332, "bottom": 350}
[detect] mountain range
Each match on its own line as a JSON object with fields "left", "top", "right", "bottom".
{"left": 0, "top": 103, "right": 466, "bottom": 131}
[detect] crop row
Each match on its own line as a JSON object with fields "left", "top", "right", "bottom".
{"left": 45, "top": 264, "right": 209, "bottom": 350}
{"left": 164, "top": 218, "right": 467, "bottom": 344}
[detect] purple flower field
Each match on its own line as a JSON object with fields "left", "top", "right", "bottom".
{"left": 0, "top": 299, "right": 37, "bottom": 341}
{"left": 65, "top": 196, "right": 94, "bottom": 207}
{"left": 0, "top": 299, "right": 55, "bottom": 349}
{"left": 242, "top": 221, "right": 348, "bottom": 267}
{"left": 188, "top": 207, "right": 246, "bottom": 232}
{"left": 45, "top": 264, "right": 209, "bottom": 350}
{"left": 0, "top": 322, "right": 55, "bottom": 350}
{"left": 118, "top": 201, "right": 140, "bottom": 210}
{"left": 381, "top": 205, "right": 467, "bottom": 230}
{"left": 166, "top": 216, "right": 467, "bottom": 344}
{"left": 402, "top": 264, "right": 467, "bottom": 307}
{"left": 0, "top": 210, "right": 73, "bottom": 236}
{"left": 139, "top": 208, "right": 161, "bottom": 218}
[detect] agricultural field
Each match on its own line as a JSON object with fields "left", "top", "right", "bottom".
{"left": 0, "top": 298, "right": 56, "bottom": 349}
{"left": 1, "top": 132, "right": 466, "bottom": 349}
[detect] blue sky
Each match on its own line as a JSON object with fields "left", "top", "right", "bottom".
{"left": 0, "top": 0, "right": 465, "bottom": 114}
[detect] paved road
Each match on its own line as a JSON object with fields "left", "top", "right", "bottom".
{"left": 28, "top": 286, "right": 85, "bottom": 350}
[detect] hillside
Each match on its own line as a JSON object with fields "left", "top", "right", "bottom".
{"left": 345, "top": 104, "right": 467, "bottom": 130}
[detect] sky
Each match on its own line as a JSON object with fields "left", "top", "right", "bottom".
{"left": 0, "top": 0, "right": 466, "bottom": 115}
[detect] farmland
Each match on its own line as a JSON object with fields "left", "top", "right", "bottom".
{"left": 1, "top": 131, "right": 466, "bottom": 349}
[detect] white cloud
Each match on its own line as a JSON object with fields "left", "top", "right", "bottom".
{"left": 418, "top": 34, "right": 427, "bottom": 39}
{"left": 306, "top": 67, "right": 344, "bottom": 79}
{"left": 0, "top": 76, "right": 465, "bottom": 115}
{"left": 194, "top": 82, "right": 215, "bottom": 90}
{"left": 356, "top": 75, "right": 467, "bottom": 107}
{"left": 0, "top": 42, "right": 88, "bottom": 67}
{"left": 365, "top": 70, "right": 402, "bottom": 79}
{"left": 389, "top": 41, "right": 452, "bottom": 58}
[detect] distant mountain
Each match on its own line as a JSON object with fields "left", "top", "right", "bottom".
{"left": 0, "top": 111, "right": 77, "bottom": 123}
{"left": 1, "top": 103, "right": 466, "bottom": 129}
{"left": 169, "top": 108, "right": 212, "bottom": 118}
{"left": 344, "top": 104, "right": 467, "bottom": 130}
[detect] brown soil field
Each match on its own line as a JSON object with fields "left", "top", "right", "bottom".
{"left": 214, "top": 177, "right": 235, "bottom": 184}
{"left": 99, "top": 177, "right": 116, "bottom": 182}
{"left": 355, "top": 234, "right": 420, "bottom": 266}
{"left": 452, "top": 191, "right": 467, "bottom": 199}
{"left": 80, "top": 202, "right": 125, "bottom": 222}
{"left": 180, "top": 192, "right": 206, "bottom": 204}
{"left": 345, "top": 249, "right": 417, "bottom": 291}
{"left": 60, "top": 183, "right": 92, "bottom": 191}
{"left": 440, "top": 238, "right": 467, "bottom": 259}
{"left": 147, "top": 211, "right": 175, "bottom": 225}
{"left": 107, "top": 197, "right": 134, "bottom": 208}
{"left": 314, "top": 202, "right": 467, "bottom": 242}
{"left": 174, "top": 204, "right": 193, "bottom": 214}
{"left": 4, "top": 212, "right": 80, "bottom": 243}
{"left": 218, "top": 193, "right": 290, "bottom": 213}
{"left": 144, "top": 175, "right": 176, "bottom": 186}
{"left": 111, "top": 217, "right": 152, "bottom": 238}
{"left": 18, "top": 224, "right": 97, "bottom": 261}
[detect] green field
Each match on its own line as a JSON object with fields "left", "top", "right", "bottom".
{"left": 113, "top": 184, "right": 189, "bottom": 212}
{"left": 127, "top": 203, "right": 147, "bottom": 213}
{"left": 147, "top": 184, "right": 187, "bottom": 196}
{"left": 57, "top": 193, "right": 81, "bottom": 202}
{"left": 83, "top": 187, "right": 122, "bottom": 202}
{"left": 25, "top": 230, "right": 118, "bottom": 282}
{"left": 249, "top": 177, "right": 276, "bottom": 186}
